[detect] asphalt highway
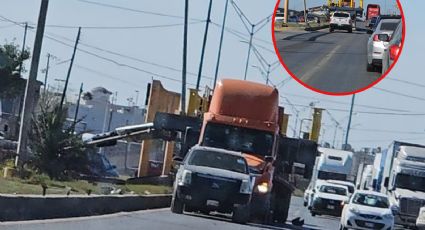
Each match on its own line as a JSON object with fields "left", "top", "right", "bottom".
{"left": 274, "top": 25, "right": 381, "bottom": 93}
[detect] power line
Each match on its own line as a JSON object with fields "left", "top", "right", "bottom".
{"left": 386, "top": 77, "right": 425, "bottom": 89}
{"left": 40, "top": 21, "right": 203, "bottom": 30}
{"left": 351, "top": 128, "right": 425, "bottom": 135}
{"left": 77, "top": 0, "right": 204, "bottom": 22}
{"left": 374, "top": 87, "right": 425, "bottom": 102}
{"left": 282, "top": 92, "right": 412, "bottom": 113}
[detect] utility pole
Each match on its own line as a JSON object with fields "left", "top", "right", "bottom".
{"left": 43, "top": 53, "right": 50, "bottom": 94}
{"left": 15, "top": 0, "right": 49, "bottom": 167}
{"left": 18, "top": 23, "right": 29, "bottom": 76}
{"left": 196, "top": 0, "right": 213, "bottom": 91}
{"left": 135, "top": 90, "right": 139, "bottom": 107}
{"left": 59, "top": 27, "right": 81, "bottom": 110}
{"left": 344, "top": 94, "right": 356, "bottom": 149}
{"left": 72, "top": 82, "right": 83, "bottom": 132}
{"left": 213, "top": 0, "right": 229, "bottom": 89}
{"left": 243, "top": 25, "right": 254, "bottom": 81}
{"left": 181, "top": 0, "right": 188, "bottom": 114}
{"left": 303, "top": 0, "right": 308, "bottom": 27}
{"left": 283, "top": 0, "right": 289, "bottom": 24}
{"left": 332, "top": 123, "right": 339, "bottom": 148}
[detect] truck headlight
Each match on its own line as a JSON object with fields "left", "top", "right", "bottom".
{"left": 257, "top": 182, "right": 269, "bottom": 193}
{"left": 240, "top": 179, "right": 252, "bottom": 194}
{"left": 178, "top": 170, "right": 192, "bottom": 186}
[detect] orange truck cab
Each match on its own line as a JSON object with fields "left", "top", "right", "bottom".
{"left": 198, "top": 79, "right": 280, "bottom": 221}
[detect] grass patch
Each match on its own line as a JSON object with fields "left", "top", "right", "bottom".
{"left": 0, "top": 175, "right": 172, "bottom": 196}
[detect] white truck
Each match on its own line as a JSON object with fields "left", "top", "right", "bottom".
{"left": 315, "top": 147, "right": 353, "bottom": 181}
{"left": 304, "top": 148, "right": 353, "bottom": 208}
{"left": 380, "top": 141, "right": 425, "bottom": 228}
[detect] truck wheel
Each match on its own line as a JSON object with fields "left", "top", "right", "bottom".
{"left": 311, "top": 211, "right": 316, "bottom": 217}
{"left": 329, "top": 28, "right": 334, "bottom": 33}
{"left": 348, "top": 28, "right": 353, "bottom": 33}
{"left": 272, "top": 188, "right": 291, "bottom": 223}
{"left": 339, "top": 225, "right": 348, "bottom": 230}
{"left": 171, "top": 189, "right": 184, "bottom": 214}
{"left": 232, "top": 205, "right": 250, "bottom": 224}
{"left": 303, "top": 201, "right": 307, "bottom": 207}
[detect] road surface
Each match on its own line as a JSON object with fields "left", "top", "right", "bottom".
{"left": 1, "top": 197, "right": 341, "bottom": 230}
{"left": 274, "top": 26, "right": 381, "bottom": 93}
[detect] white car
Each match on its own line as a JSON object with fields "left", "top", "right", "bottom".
{"left": 327, "top": 180, "right": 356, "bottom": 195}
{"left": 330, "top": 11, "right": 352, "bottom": 33}
{"left": 310, "top": 181, "right": 349, "bottom": 217}
{"left": 418, "top": 207, "right": 425, "bottom": 230}
{"left": 340, "top": 190, "right": 394, "bottom": 230}
{"left": 304, "top": 179, "right": 326, "bottom": 208}
{"left": 366, "top": 18, "right": 401, "bottom": 72}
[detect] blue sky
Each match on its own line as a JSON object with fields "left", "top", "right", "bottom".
{"left": 0, "top": 0, "right": 424, "bottom": 150}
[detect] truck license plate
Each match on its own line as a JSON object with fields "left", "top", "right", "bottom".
{"left": 365, "top": 222, "right": 374, "bottom": 228}
{"left": 206, "top": 200, "right": 219, "bottom": 207}
{"left": 327, "top": 205, "right": 335, "bottom": 210}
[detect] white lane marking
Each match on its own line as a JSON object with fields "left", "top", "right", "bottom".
{"left": 299, "top": 44, "right": 342, "bottom": 83}
{"left": 0, "top": 208, "right": 170, "bottom": 226}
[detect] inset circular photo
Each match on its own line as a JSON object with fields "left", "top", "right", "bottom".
{"left": 272, "top": 0, "right": 405, "bottom": 95}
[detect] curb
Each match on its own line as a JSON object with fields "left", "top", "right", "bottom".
{"left": 0, "top": 194, "right": 171, "bottom": 221}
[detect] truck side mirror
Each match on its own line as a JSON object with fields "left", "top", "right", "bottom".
{"left": 391, "top": 205, "right": 399, "bottom": 215}
{"left": 384, "top": 177, "right": 389, "bottom": 187}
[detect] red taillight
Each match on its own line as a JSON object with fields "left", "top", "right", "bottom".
{"left": 389, "top": 44, "right": 400, "bottom": 60}
{"left": 373, "top": 34, "right": 379, "bottom": 41}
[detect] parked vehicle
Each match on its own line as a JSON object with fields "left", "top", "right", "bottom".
{"left": 275, "top": 12, "right": 284, "bottom": 23}
{"left": 367, "top": 19, "right": 401, "bottom": 72}
{"left": 85, "top": 152, "right": 119, "bottom": 178}
{"left": 380, "top": 142, "right": 425, "bottom": 228}
{"left": 330, "top": 11, "right": 353, "bottom": 33}
{"left": 382, "top": 21, "right": 403, "bottom": 74}
{"left": 310, "top": 181, "right": 349, "bottom": 217}
{"left": 340, "top": 190, "right": 395, "bottom": 230}
{"left": 371, "top": 15, "right": 402, "bottom": 33}
{"left": 417, "top": 207, "right": 425, "bottom": 230}
{"left": 171, "top": 145, "right": 252, "bottom": 223}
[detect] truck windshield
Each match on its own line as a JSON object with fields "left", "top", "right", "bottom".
{"left": 320, "top": 185, "right": 347, "bottom": 196}
{"left": 395, "top": 174, "right": 425, "bottom": 192}
{"left": 202, "top": 123, "right": 274, "bottom": 156}
{"left": 352, "top": 193, "right": 389, "bottom": 208}
{"left": 318, "top": 171, "right": 347, "bottom": 181}
{"left": 187, "top": 150, "right": 248, "bottom": 174}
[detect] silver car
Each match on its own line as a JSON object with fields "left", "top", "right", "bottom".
{"left": 382, "top": 21, "right": 403, "bottom": 74}
{"left": 367, "top": 19, "right": 401, "bottom": 72}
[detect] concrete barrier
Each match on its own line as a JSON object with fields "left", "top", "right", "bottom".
{"left": 0, "top": 194, "right": 171, "bottom": 221}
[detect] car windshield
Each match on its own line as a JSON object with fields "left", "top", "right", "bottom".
{"left": 203, "top": 123, "right": 274, "bottom": 156}
{"left": 352, "top": 193, "right": 389, "bottom": 208}
{"left": 320, "top": 185, "right": 347, "bottom": 195}
{"left": 187, "top": 149, "right": 248, "bottom": 174}
{"left": 395, "top": 174, "right": 425, "bottom": 192}
{"left": 334, "top": 13, "right": 349, "bottom": 18}
{"left": 379, "top": 22, "right": 399, "bottom": 31}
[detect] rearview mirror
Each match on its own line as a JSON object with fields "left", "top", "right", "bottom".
{"left": 378, "top": 34, "right": 390, "bottom": 42}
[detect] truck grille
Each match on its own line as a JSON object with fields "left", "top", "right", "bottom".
{"left": 192, "top": 173, "right": 241, "bottom": 200}
{"left": 400, "top": 198, "right": 425, "bottom": 217}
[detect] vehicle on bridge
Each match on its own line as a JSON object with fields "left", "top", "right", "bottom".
{"left": 380, "top": 142, "right": 425, "bottom": 228}
{"left": 171, "top": 145, "right": 252, "bottom": 223}
{"left": 367, "top": 18, "right": 401, "bottom": 72}
{"left": 329, "top": 11, "right": 353, "bottom": 33}
{"left": 340, "top": 190, "right": 395, "bottom": 230}
{"left": 310, "top": 181, "right": 349, "bottom": 217}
